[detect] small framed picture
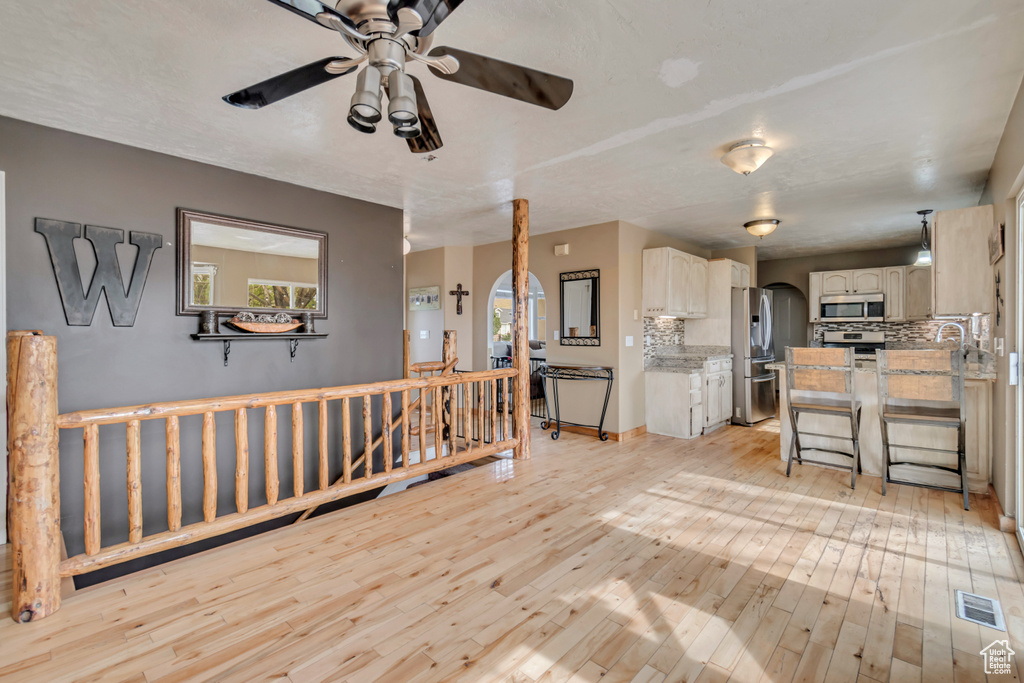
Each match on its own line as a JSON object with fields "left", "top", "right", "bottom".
{"left": 989, "top": 222, "right": 1005, "bottom": 265}
{"left": 409, "top": 286, "right": 441, "bottom": 311}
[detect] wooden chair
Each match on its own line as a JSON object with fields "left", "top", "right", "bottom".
{"left": 785, "top": 347, "right": 861, "bottom": 489}
{"left": 876, "top": 349, "right": 968, "bottom": 510}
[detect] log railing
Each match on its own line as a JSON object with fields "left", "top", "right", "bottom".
{"left": 7, "top": 330, "right": 519, "bottom": 623}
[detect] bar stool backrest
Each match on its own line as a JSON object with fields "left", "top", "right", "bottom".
{"left": 785, "top": 347, "right": 855, "bottom": 404}
{"left": 876, "top": 349, "right": 964, "bottom": 407}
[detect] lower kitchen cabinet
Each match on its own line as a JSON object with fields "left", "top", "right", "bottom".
{"left": 645, "top": 370, "right": 704, "bottom": 439}
{"left": 704, "top": 359, "right": 733, "bottom": 432}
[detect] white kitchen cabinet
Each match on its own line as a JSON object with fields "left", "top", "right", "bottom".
{"left": 808, "top": 272, "right": 822, "bottom": 322}
{"left": 884, "top": 266, "right": 905, "bottom": 322}
{"left": 933, "top": 205, "right": 994, "bottom": 315}
{"left": 821, "top": 270, "right": 854, "bottom": 295}
{"left": 730, "top": 262, "right": 751, "bottom": 288}
{"left": 645, "top": 370, "right": 704, "bottom": 439}
{"left": 687, "top": 260, "right": 732, "bottom": 346}
{"left": 905, "top": 265, "right": 932, "bottom": 321}
{"left": 688, "top": 256, "right": 709, "bottom": 318}
{"left": 852, "top": 268, "right": 884, "bottom": 293}
{"left": 719, "top": 373, "right": 733, "bottom": 425}
{"left": 705, "top": 373, "right": 721, "bottom": 426}
{"left": 703, "top": 358, "right": 733, "bottom": 432}
{"left": 642, "top": 247, "right": 709, "bottom": 318}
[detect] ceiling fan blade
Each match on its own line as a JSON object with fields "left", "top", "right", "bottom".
{"left": 391, "top": 0, "right": 466, "bottom": 37}
{"left": 264, "top": 0, "right": 359, "bottom": 32}
{"left": 426, "top": 47, "right": 573, "bottom": 110}
{"left": 223, "top": 57, "right": 358, "bottom": 109}
{"left": 407, "top": 75, "right": 443, "bottom": 153}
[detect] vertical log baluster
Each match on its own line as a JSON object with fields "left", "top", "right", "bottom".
{"left": 401, "top": 389, "right": 410, "bottom": 468}
{"left": 202, "top": 411, "right": 217, "bottom": 523}
{"left": 418, "top": 382, "right": 425, "bottom": 458}
{"left": 235, "top": 408, "right": 249, "bottom": 514}
{"left": 342, "top": 397, "right": 352, "bottom": 484}
{"left": 433, "top": 385, "right": 443, "bottom": 458}
{"left": 503, "top": 377, "right": 511, "bottom": 444}
{"left": 490, "top": 380, "right": 498, "bottom": 443}
{"left": 463, "top": 382, "right": 472, "bottom": 452}
{"left": 382, "top": 392, "right": 393, "bottom": 472}
{"left": 166, "top": 416, "right": 181, "bottom": 533}
{"left": 265, "top": 405, "right": 278, "bottom": 505}
{"left": 477, "top": 381, "right": 484, "bottom": 447}
{"left": 126, "top": 420, "right": 142, "bottom": 544}
{"left": 363, "top": 396, "right": 373, "bottom": 476}
{"left": 318, "top": 399, "right": 329, "bottom": 490}
{"left": 83, "top": 424, "right": 100, "bottom": 555}
{"left": 292, "top": 402, "right": 304, "bottom": 497}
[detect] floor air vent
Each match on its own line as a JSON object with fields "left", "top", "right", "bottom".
{"left": 955, "top": 590, "right": 1006, "bottom": 631}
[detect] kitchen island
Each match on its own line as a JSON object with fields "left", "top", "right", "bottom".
{"left": 769, "top": 351, "right": 996, "bottom": 493}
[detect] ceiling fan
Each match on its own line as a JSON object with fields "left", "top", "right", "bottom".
{"left": 223, "top": 0, "right": 575, "bottom": 153}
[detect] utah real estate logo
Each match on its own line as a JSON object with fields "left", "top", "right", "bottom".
{"left": 981, "top": 639, "right": 1015, "bottom": 675}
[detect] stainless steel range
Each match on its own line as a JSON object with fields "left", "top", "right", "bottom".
{"left": 821, "top": 331, "right": 886, "bottom": 359}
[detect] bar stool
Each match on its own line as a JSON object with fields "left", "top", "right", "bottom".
{"left": 876, "top": 349, "right": 968, "bottom": 510}
{"left": 785, "top": 347, "right": 861, "bottom": 489}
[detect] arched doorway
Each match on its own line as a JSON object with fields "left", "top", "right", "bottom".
{"left": 765, "top": 282, "right": 809, "bottom": 360}
{"left": 486, "top": 270, "right": 546, "bottom": 360}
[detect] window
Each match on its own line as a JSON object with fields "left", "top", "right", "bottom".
{"left": 247, "top": 279, "right": 318, "bottom": 310}
{"left": 191, "top": 263, "right": 218, "bottom": 306}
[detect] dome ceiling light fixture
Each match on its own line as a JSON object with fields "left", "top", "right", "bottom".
{"left": 744, "top": 218, "right": 780, "bottom": 239}
{"left": 913, "top": 209, "right": 934, "bottom": 266}
{"left": 403, "top": 237, "right": 412, "bottom": 255}
{"left": 721, "top": 139, "right": 774, "bottom": 175}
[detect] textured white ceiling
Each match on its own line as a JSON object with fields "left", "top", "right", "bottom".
{"left": 1, "top": 0, "right": 1022, "bottom": 259}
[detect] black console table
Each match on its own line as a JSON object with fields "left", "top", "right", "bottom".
{"left": 539, "top": 364, "right": 615, "bottom": 441}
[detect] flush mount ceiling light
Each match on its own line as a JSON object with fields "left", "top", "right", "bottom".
{"left": 914, "top": 209, "right": 933, "bottom": 266}
{"left": 403, "top": 237, "right": 412, "bottom": 255}
{"left": 721, "top": 139, "right": 774, "bottom": 175}
{"left": 744, "top": 219, "right": 780, "bottom": 238}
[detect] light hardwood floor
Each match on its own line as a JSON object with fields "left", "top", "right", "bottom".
{"left": 1, "top": 421, "right": 1023, "bottom": 682}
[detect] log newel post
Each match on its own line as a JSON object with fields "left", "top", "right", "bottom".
{"left": 441, "top": 331, "right": 456, "bottom": 454}
{"left": 403, "top": 330, "right": 411, "bottom": 380}
{"left": 512, "top": 199, "right": 531, "bottom": 460}
{"left": 7, "top": 331, "right": 61, "bottom": 623}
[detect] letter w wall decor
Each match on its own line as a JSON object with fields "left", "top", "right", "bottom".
{"left": 35, "top": 218, "right": 162, "bottom": 326}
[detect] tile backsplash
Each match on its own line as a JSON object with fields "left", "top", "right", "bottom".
{"left": 813, "top": 314, "right": 991, "bottom": 350}
{"left": 643, "top": 317, "right": 686, "bottom": 362}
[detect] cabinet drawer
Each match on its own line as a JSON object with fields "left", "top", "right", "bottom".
{"left": 689, "top": 373, "right": 702, "bottom": 391}
{"left": 689, "top": 388, "right": 702, "bottom": 405}
{"left": 721, "top": 358, "right": 733, "bottom": 371}
{"left": 706, "top": 360, "right": 723, "bottom": 374}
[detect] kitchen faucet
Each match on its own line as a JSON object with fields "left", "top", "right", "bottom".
{"left": 935, "top": 321, "right": 966, "bottom": 350}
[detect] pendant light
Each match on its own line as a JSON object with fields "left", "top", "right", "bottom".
{"left": 744, "top": 219, "right": 780, "bottom": 238}
{"left": 913, "top": 209, "right": 933, "bottom": 266}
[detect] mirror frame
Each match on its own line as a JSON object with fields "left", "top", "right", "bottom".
{"left": 176, "top": 208, "right": 328, "bottom": 318}
{"left": 559, "top": 269, "right": 600, "bottom": 346}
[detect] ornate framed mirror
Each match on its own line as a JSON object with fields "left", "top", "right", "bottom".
{"left": 560, "top": 269, "right": 600, "bottom": 346}
{"left": 176, "top": 209, "right": 327, "bottom": 318}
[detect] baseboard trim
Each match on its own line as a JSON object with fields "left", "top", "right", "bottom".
{"left": 547, "top": 425, "right": 647, "bottom": 442}
{"left": 990, "top": 484, "right": 1016, "bottom": 533}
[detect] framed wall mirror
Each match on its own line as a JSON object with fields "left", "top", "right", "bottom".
{"left": 176, "top": 209, "right": 327, "bottom": 318}
{"left": 560, "top": 269, "right": 600, "bottom": 346}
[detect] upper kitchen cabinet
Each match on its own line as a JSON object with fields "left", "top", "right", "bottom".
{"left": 852, "top": 268, "right": 884, "bottom": 293}
{"left": 730, "top": 262, "right": 751, "bottom": 288}
{"left": 933, "top": 205, "right": 994, "bottom": 315}
{"left": 883, "top": 267, "right": 905, "bottom": 321}
{"left": 821, "top": 270, "right": 854, "bottom": 295}
{"left": 808, "top": 272, "right": 822, "bottom": 322}
{"left": 643, "top": 247, "right": 709, "bottom": 318}
{"left": 905, "top": 265, "right": 932, "bottom": 320}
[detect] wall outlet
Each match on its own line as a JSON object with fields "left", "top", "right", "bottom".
{"left": 625, "top": 336, "right": 634, "bottom": 347}
{"left": 420, "top": 330, "right": 429, "bottom": 340}
{"left": 633, "top": 309, "right": 639, "bottom": 321}
{"left": 996, "top": 337, "right": 1005, "bottom": 356}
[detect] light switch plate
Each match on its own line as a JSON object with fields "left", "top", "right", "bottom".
{"left": 420, "top": 330, "right": 429, "bottom": 340}
{"left": 996, "top": 337, "right": 1005, "bottom": 356}
{"left": 633, "top": 309, "right": 639, "bottom": 321}
{"left": 625, "top": 336, "right": 634, "bottom": 347}
{"left": 553, "top": 331, "right": 560, "bottom": 340}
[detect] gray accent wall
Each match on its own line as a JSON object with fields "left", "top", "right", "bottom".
{"left": 0, "top": 116, "right": 404, "bottom": 560}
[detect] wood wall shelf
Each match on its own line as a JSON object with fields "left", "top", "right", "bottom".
{"left": 190, "top": 333, "right": 329, "bottom": 366}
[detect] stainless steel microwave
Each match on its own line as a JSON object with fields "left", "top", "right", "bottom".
{"left": 819, "top": 293, "right": 885, "bottom": 322}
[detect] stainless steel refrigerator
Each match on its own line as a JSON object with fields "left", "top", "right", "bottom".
{"left": 730, "top": 287, "right": 776, "bottom": 426}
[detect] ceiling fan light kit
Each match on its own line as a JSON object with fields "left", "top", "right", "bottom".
{"left": 225, "top": 0, "right": 574, "bottom": 154}
{"left": 722, "top": 139, "right": 774, "bottom": 175}
{"left": 744, "top": 219, "right": 780, "bottom": 238}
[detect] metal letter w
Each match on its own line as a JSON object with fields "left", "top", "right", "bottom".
{"left": 35, "top": 218, "right": 162, "bottom": 326}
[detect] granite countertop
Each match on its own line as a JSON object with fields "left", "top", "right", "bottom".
{"left": 645, "top": 345, "right": 732, "bottom": 373}
{"left": 767, "top": 349, "right": 997, "bottom": 382}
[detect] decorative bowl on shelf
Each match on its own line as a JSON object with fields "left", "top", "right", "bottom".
{"left": 226, "top": 311, "right": 302, "bottom": 334}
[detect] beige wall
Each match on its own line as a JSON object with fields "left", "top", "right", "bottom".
{"left": 980, "top": 76, "right": 1024, "bottom": 518}
{"left": 712, "top": 246, "right": 758, "bottom": 284}
{"left": 443, "top": 245, "right": 474, "bottom": 368}
{"left": 191, "top": 245, "right": 319, "bottom": 308}
{"left": 404, "top": 247, "right": 445, "bottom": 365}
{"left": 756, "top": 245, "right": 921, "bottom": 300}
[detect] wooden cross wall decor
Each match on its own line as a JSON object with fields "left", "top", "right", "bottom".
{"left": 449, "top": 283, "right": 470, "bottom": 315}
